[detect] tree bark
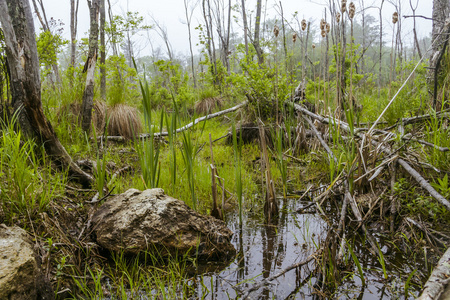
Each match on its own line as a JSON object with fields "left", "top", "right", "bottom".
{"left": 99, "top": 0, "right": 105, "bottom": 100}
{"left": 378, "top": 0, "right": 384, "bottom": 97}
{"left": 81, "top": 0, "right": 100, "bottom": 133}
{"left": 70, "top": 0, "right": 79, "bottom": 72}
{"left": 241, "top": 0, "right": 249, "bottom": 58}
{"left": 429, "top": 0, "right": 450, "bottom": 109}
{"left": 30, "top": 0, "right": 61, "bottom": 84}
{"left": 417, "top": 246, "right": 450, "bottom": 300}
{"left": 183, "top": 0, "right": 197, "bottom": 87}
{"left": 253, "top": 0, "right": 264, "bottom": 64}
{"left": 0, "top": 0, "right": 94, "bottom": 187}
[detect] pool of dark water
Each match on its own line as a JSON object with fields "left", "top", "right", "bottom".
{"left": 187, "top": 196, "right": 428, "bottom": 299}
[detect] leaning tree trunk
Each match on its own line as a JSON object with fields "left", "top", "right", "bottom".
{"left": 0, "top": 0, "right": 94, "bottom": 187}
{"left": 429, "top": 0, "right": 450, "bottom": 109}
{"left": 81, "top": 0, "right": 100, "bottom": 133}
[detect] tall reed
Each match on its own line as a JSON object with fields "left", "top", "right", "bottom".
{"left": 136, "top": 71, "right": 163, "bottom": 189}
{"left": 165, "top": 103, "right": 178, "bottom": 195}
{"left": 232, "top": 122, "right": 243, "bottom": 224}
{"left": 275, "top": 126, "right": 287, "bottom": 198}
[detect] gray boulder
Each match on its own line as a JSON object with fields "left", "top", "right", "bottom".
{"left": 92, "top": 188, "right": 236, "bottom": 259}
{"left": 0, "top": 224, "right": 53, "bottom": 300}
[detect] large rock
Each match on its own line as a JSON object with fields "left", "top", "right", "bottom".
{"left": 92, "top": 188, "right": 236, "bottom": 259}
{"left": 0, "top": 224, "right": 53, "bottom": 300}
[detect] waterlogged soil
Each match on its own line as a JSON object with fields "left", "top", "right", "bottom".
{"left": 185, "top": 196, "right": 429, "bottom": 299}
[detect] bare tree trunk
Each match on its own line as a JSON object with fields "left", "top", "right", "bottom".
{"left": 0, "top": 0, "right": 94, "bottom": 187}
{"left": 429, "top": 0, "right": 450, "bottom": 108}
{"left": 378, "top": 0, "right": 384, "bottom": 97}
{"left": 359, "top": 0, "right": 366, "bottom": 74}
{"left": 184, "top": 0, "right": 197, "bottom": 87}
{"left": 202, "top": 0, "right": 218, "bottom": 85}
{"left": 241, "top": 0, "right": 249, "bottom": 57}
{"left": 225, "top": 0, "right": 232, "bottom": 73}
{"left": 81, "top": 0, "right": 100, "bottom": 133}
{"left": 279, "top": 1, "right": 287, "bottom": 64}
{"left": 254, "top": 0, "right": 264, "bottom": 64}
{"left": 31, "top": 0, "right": 61, "bottom": 84}
{"left": 99, "top": 0, "right": 105, "bottom": 100}
{"left": 409, "top": 0, "right": 422, "bottom": 59}
{"left": 70, "top": 0, "right": 79, "bottom": 72}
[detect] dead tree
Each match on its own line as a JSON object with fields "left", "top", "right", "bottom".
{"left": 0, "top": 0, "right": 94, "bottom": 186}
{"left": 378, "top": 0, "right": 385, "bottom": 97}
{"left": 429, "top": 0, "right": 450, "bottom": 109}
{"left": 183, "top": 0, "right": 197, "bottom": 87}
{"left": 241, "top": 0, "right": 249, "bottom": 58}
{"left": 70, "top": 0, "right": 79, "bottom": 83}
{"left": 30, "top": 0, "right": 61, "bottom": 84}
{"left": 409, "top": 0, "right": 422, "bottom": 59}
{"left": 81, "top": 0, "right": 100, "bottom": 133}
{"left": 99, "top": 0, "right": 105, "bottom": 100}
{"left": 202, "top": 0, "right": 219, "bottom": 85}
{"left": 253, "top": 0, "right": 264, "bottom": 65}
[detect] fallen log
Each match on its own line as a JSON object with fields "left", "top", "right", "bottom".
{"left": 417, "top": 246, "right": 450, "bottom": 300}
{"left": 103, "top": 101, "right": 249, "bottom": 142}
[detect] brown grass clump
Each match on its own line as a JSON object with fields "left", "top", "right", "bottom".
{"left": 194, "top": 96, "right": 224, "bottom": 115}
{"left": 107, "top": 104, "right": 142, "bottom": 139}
{"left": 57, "top": 100, "right": 106, "bottom": 133}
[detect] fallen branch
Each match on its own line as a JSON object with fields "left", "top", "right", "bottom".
{"left": 417, "top": 246, "right": 450, "bottom": 300}
{"left": 403, "top": 134, "right": 449, "bottom": 152}
{"left": 240, "top": 250, "right": 319, "bottom": 299}
{"left": 86, "top": 165, "right": 132, "bottom": 204}
{"left": 290, "top": 102, "right": 450, "bottom": 213}
{"left": 302, "top": 114, "right": 378, "bottom": 253}
{"left": 103, "top": 101, "right": 248, "bottom": 142}
{"left": 406, "top": 217, "right": 447, "bottom": 247}
{"left": 383, "top": 109, "right": 450, "bottom": 131}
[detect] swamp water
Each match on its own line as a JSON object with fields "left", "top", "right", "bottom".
{"left": 98, "top": 195, "right": 429, "bottom": 299}
{"left": 181, "top": 196, "right": 428, "bottom": 299}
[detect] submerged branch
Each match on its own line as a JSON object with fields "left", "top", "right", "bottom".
{"left": 240, "top": 250, "right": 320, "bottom": 299}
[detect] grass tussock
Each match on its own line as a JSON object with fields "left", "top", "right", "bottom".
{"left": 56, "top": 100, "right": 107, "bottom": 133}
{"left": 107, "top": 103, "right": 142, "bottom": 139}
{"left": 194, "top": 96, "right": 223, "bottom": 115}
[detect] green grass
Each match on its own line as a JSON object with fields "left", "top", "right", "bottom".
{"left": 0, "top": 113, "right": 66, "bottom": 223}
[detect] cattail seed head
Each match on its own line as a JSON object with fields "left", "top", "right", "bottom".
{"left": 292, "top": 33, "right": 297, "bottom": 43}
{"left": 321, "top": 30, "right": 326, "bottom": 37}
{"left": 336, "top": 12, "right": 341, "bottom": 23}
{"left": 349, "top": 2, "right": 355, "bottom": 19}
{"left": 320, "top": 19, "right": 326, "bottom": 30}
{"left": 341, "top": 0, "right": 347, "bottom": 13}
{"left": 312, "top": 44, "right": 316, "bottom": 49}
{"left": 273, "top": 25, "right": 279, "bottom": 37}
{"left": 326, "top": 23, "right": 330, "bottom": 33}
{"left": 301, "top": 19, "right": 307, "bottom": 31}
{"left": 392, "top": 11, "right": 398, "bottom": 24}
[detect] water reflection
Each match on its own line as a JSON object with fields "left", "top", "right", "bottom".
{"left": 195, "top": 197, "right": 328, "bottom": 299}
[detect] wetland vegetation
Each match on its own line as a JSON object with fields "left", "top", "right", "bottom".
{"left": 0, "top": 0, "right": 450, "bottom": 299}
